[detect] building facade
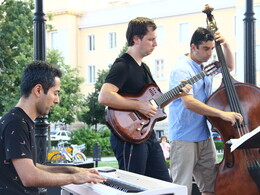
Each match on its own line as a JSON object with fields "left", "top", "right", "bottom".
{"left": 44, "top": 0, "right": 260, "bottom": 136}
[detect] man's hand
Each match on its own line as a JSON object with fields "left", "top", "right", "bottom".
{"left": 214, "top": 30, "right": 226, "bottom": 45}
{"left": 180, "top": 83, "right": 192, "bottom": 96}
{"left": 219, "top": 111, "right": 243, "bottom": 126}
{"left": 137, "top": 101, "right": 157, "bottom": 118}
{"left": 72, "top": 168, "right": 107, "bottom": 184}
{"left": 137, "top": 83, "right": 192, "bottom": 118}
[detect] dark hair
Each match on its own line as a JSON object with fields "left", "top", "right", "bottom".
{"left": 190, "top": 27, "right": 214, "bottom": 48}
{"left": 20, "top": 61, "right": 62, "bottom": 98}
{"left": 126, "top": 17, "right": 157, "bottom": 46}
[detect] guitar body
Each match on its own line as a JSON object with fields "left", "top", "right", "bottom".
{"left": 105, "top": 62, "right": 219, "bottom": 144}
{"left": 106, "top": 84, "right": 167, "bottom": 144}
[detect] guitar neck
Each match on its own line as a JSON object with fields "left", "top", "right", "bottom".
{"left": 155, "top": 71, "right": 206, "bottom": 108}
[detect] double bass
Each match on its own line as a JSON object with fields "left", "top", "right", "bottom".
{"left": 203, "top": 5, "right": 260, "bottom": 195}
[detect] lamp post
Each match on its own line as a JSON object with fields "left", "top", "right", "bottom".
{"left": 244, "top": 0, "right": 256, "bottom": 85}
{"left": 33, "top": 0, "right": 49, "bottom": 164}
{"left": 33, "top": 1, "right": 49, "bottom": 194}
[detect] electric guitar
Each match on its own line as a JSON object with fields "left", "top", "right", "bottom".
{"left": 106, "top": 61, "right": 220, "bottom": 144}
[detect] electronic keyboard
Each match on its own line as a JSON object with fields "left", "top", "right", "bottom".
{"left": 61, "top": 167, "right": 187, "bottom": 195}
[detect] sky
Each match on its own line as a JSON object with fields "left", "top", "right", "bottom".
{"left": 87, "top": 0, "right": 153, "bottom": 11}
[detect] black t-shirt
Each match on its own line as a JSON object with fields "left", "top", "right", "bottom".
{"left": 0, "top": 107, "right": 38, "bottom": 195}
{"left": 105, "top": 53, "right": 157, "bottom": 139}
{"left": 105, "top": 53, "right": 155, "bottom": 95}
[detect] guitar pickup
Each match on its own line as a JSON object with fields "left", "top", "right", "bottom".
{"left": 133, "top": 111, "right": 142, "bottom": 120}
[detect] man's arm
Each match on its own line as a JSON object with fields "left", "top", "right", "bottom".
{"left": 36, "top": 163, "right": 83, "bottom": 174}
{"left": 12, "top": 158, "right": 106, "bottom": 188}
{"left": 99, "top": 82, "right": 192, "bottom": 118}
{"left": 181, "top": 94, "right": 243, "bottom": 126}
{"left": 98, "top": 83, "right": 157, "bottom": 118}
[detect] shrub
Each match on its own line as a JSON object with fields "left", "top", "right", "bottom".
{"left": 166, "top": 159, "right": 170, "bottom": 168}
{"left": 214, "top": 141, "right": 224, "bottom": 151}
{"left": 70, "top": 125, "right": 113, "bottom": 157}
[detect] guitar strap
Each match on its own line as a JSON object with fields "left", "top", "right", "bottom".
{"left": 116, "top": 56, "right": 158, "bottom": 87}
{"left": 142, "top": 63, "right": 158, "bottom": 86}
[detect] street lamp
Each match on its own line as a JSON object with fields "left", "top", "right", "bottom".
{"left": 244, "top": 0, "right": 256, "bottom": 85}
{"left": 33, "top": 2, "right": 49, "bottom": 195}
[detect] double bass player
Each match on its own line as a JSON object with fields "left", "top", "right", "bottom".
{"left": 168, "top": 27, "right": 243, "bottom": 195}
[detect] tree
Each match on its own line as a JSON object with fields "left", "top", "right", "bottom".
{"left": 0, "top": 0, "right": 84, "bottom": 125}
{"left": 78, "top": 70, "right": 108, "bottom": 126}
{"left": 78, "top": 43, "right": 128, "bottom": 126}
{"left": 118, "top": 42, "right": 128, "bottom": 57}
{"left": 46, "top": 49, "right": 84, "bottom": 125}
{"left": 0, "top": 0, "right": 34, "bottom": 115}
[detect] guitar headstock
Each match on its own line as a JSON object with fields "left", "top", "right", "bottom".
{"left": 203, "top": 61, "right": 220, "bottom": 76}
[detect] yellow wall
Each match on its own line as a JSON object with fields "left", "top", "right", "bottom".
{"left": 44, "top": 0, "right": 87, "bottom": 12}
{"left": 78, "top": 24, "right": 128, "bottom": 93}
{"left": 46, "top": 11, "right": 83, "bottom": 69}
{"left": 44, "top": 0, "right": 260, "bottom": 95}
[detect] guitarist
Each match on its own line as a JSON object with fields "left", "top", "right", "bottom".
{"left": 98, "top": 17, "right": 191, "bottom": 182}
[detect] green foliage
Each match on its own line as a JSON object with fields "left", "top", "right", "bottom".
{"left": 78, "top": 43, "right": 128, "bottom": 126}
{"left": 98, "top": 160, "right": 118, "bottom": 169}
{"left": 0, "top": 1, "right": 84, "bottom": 125}
{"left": 118, "top": 42, "right": 128, "bottom": 57}
{"left": 46, "top": 13, "right": 54, "bottom": 31}
{"left": 0, "top": 0, "right": 34, "bottom": 115}
{"left": 78, "top": 70, "right": 109, "bottom": 125}
{"left": 217, "top": 153, "right": 223, "bottom": 163}
{"left": 70, "top": 126, "right": 113, "bottom": 157}
{"left": 46, "top": 49, "right": 84, "bottom": 124}
{"left": 166, "top": 159, "right": 170, "bottom": 168}
{"left": 214, "top": 141, "right": 224, "bottom": 150}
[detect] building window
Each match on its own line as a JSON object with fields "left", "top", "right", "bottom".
{"left": 50, "top": 29, "right": 69, "bottom": 64}
{"left": 154, "top": 59, "right": 164, "bottom": 80}
{"left": 87, "top": 34, "right": 95, "bottom": 51}
{"left": 179, "top": 22, "right": 189, "bottom": 43}
{"left": 86, "top": 65, "right": 96, "bottom": 84}
{"left": 108, "top": 32, "right": 117, "bottom": 49}
{"left": 156, "top": 26, "right": 164, "bottom": 45}
{"left": 50, "top": 31, "right": 58, "bottom": 50}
